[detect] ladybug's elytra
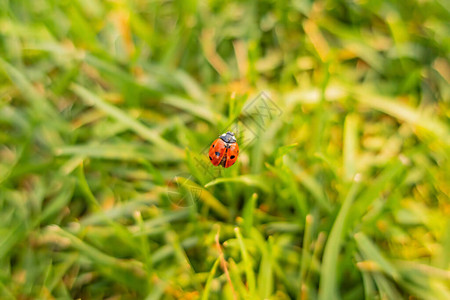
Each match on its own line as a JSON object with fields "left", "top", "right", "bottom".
{"left": 208, "top": 131, "right": 239, "bottom": 168}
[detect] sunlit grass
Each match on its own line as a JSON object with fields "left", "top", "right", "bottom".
{"left": 0, "top": 0, "right": 449, "bottom": 299}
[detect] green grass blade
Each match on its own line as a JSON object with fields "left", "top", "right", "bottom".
{"left": 0, "top": 57, "right": 56, "bottom": 117}
{"left": 299, "top": 214, "right": 314, "bottom": 296}
{"left": 352, "top": 86, "right": 450, "bottom": 145}
{"left": 354, "top": 232, "right": 400, "bottom": 280}
{"left": 343, "top": 113, "right": 358, "bottom": 181}
{"left": 45, "top": 226, "right": 149, "bottom": 291}
{"left": 242, "top": 193, "right": 258, "bottom": 236}
{"left": 70, "top": 84, "right": 184, "bottom": 159}
{"left": 38, "top": 178, "right": 75, "bottom": 224}
{"left": 55, "top": 144, "right": 178, "bottom": 162}
{"left": 235, "top": 227, "right": 256, "bottom": 298}
{"left": 257, "top": 236, "right": 274, "bottom": 299}
{"left": 288, "top": 159, "right": 333, "bottom": 213}
{"left": 163, "top": 95, "right": 215, "bottom": 123}
{"left": 201, "top": 257, "right": 220, "bottom": 300}
{"left": 174, "top": 176, "right": 230, "bottom": 219}
{"left": 204, "top": 175, "right": 271, "bottom": 193}
{"left": 319, "top": 182, "right": 360, "bottom": 300}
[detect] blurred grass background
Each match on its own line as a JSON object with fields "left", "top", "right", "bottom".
{"left": 1, "top": 0, "right": 449, "bottom": 299}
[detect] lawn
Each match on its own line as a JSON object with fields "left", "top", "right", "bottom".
{"left": 0, "top": 0, "right": 449, "bottom": 299}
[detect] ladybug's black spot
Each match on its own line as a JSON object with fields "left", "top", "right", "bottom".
{"left": 212, "top": 144, "right": 215, "bottom": 147}
{"left": 230, "top": 155, "right": 235, "bottom": 159}
{"left": 209, "top": 156, "right": 212, "bottom": 160}
{"left": 215, "top": 152, "right": 220, "bottom": 157}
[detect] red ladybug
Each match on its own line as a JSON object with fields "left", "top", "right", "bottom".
{"left": 208, "top": 131, "right": 239, "bottom": 168}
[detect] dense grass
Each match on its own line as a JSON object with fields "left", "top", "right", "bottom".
{"left": 1, "top": 0, "right": 449, "bottom": 299}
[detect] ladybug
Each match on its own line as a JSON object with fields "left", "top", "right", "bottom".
{"left": 208, "top": 131, "right": 239, "bottom": 168}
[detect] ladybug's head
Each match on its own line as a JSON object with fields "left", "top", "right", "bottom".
{"left": 219, "top": 131, "right": 237, "bottom": 143}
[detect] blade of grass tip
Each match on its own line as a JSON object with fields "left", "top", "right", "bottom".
{"left": 235, "top": 227, "right": 256, "bottom": 298}
{"left": 354, "top": 232, "right": 400, "bottom": 281}
{"left": 343, "top": 113, "right": 358, "bottom": 182}
{"left": 201, "top": 257, "right": 221, "bottom": 300}
{"left": 70, "top": 84, "right": 184, "bottom": 159}
{"left": 242, "top": 193, "right": 258, "bottom": 236}
{"left": 318, "top": 180, "right": 360, "bottom": 300}
{"left": 204, "top": 175, "right": 270, "bottom": 193}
